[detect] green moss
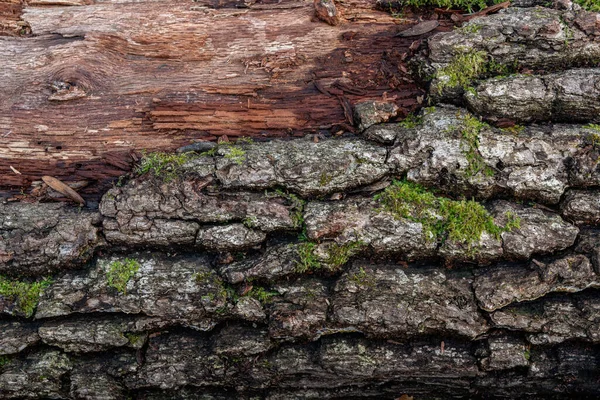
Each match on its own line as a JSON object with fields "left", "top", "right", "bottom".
{"left": 242, "top": 216, "right": 258, "bottom": 228}
{"left": 106, "top": 258, "right": 140, "bottom": 295}
{"left": 501, "top": 125, "right": 525, "bottom": 135}
{"left": 267, "top": 189, "right": 306, "bottom": 228}
{"left": 135, "top": 151, "right": 192, "bottom": 181}
{"left": 193, "top": 270, "right": 231, "bottom": 302}
{"left": 295, "top": 242, "right": 321, "bottom": 273}
{"left": 125, "top": 332, "right": 145, "bottom": 347}
{"left": 304, "top": 287, "right": 317, "bottom": 299}
{"left": 503, "top": 211, "right": 521, "bottom": 231}
{"left": 399, "top": 113, "right": 423, "bottom": 129}
{"left": 244, "top": 286, "right": 279, "bottom": 304}
{"left": 585, "top": 123, "right": 600, "bottom": 132}
{"left": 434, "top": 50, "right": 488, "bottom": 94}
{"left": 349, "top": 267, "right": 376, "bottom": 288}
{"left": 0, "top": 276, "right": 53, "bottom": 318}
{"left": 319, "top": 171, "right": 334, "bottom": 187}
{"left": 116, "top": 175, "right": 126, "bottom": 187}
{"left": 224, "top": 146, "right": 247, "bottom": 165}
{"left": 390, "top": 9, "right": 405, "bottom": 19}
{"left": 584, "top": 125, "right": 600, "bottom": 148}
{"left": 440, "top": 198, "right": 501, "bottom": 244}
{"left": 455, "top": 23, "right": 481, "bottom": 34}
{"left": 590, "top": 133, "right": 600, "bottom": 148}
{"left": 423, "top": 106, "right": 437, "bottom": 115}
{"left": 235, "top": 137, "right": 254, "bottom": 144}
{"left": 487, "top": 59, "right": 516, "bottom": 77}
{"left": 193, "top": 271, "right": 213, "bottom": 284}
{"left": 294, "top": 240, "right": 364, "bottom": 273}
{"left": 219, "top": 138, "right": 254, "bottom": 165}
{"left": 375, "top": 180, "right": 519, "bottom": 249}
{"left": 324, "top": 241, "right": 366, "bottom": 270}
{"left": 465, "top": 86, "right": 477, "bottom": 96}
{"left": 434, "top": 50, "right": 518, "bottom": 94}
{"left": 194, "top": 270, "right": 223, "bottom": 290}
{"left": 523, "top": 348, "right": 531, "bottom": 361}
{"left": 457, "top": 114, "right": 495, "bottom": 177}
{"left": 394, "top": 0, "right": 501, "bottom": 12}
{"left": 0, "top": 356, "right": 10, "bottom": 368}
{"left": 201, "top": 147, "right": 218, "bottom": 157}
{"left": 272, "top": 189, "right": 305, "bottom": 208}
{"left": 574, "top": 0, "right": 600, "bottom": 11}
{"left": 291, "top": 210, "right": 304, "bottom": 229}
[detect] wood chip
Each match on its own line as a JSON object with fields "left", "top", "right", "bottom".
{"left": 463, "top": 1, "right": 510, "bottom": 21}
{"left": 218, "top": 135, "right": 230, "bottom": 143}
{"left": 451, "top": 13, "right": 464, "bottom": 23}
{"left": 338, "top": 95, "right": 354, "bottom": 126}
{"left": 409, "top": 39, "right": 422, "bottom": 52}
{"left": 338, "top": 122, "right": 356, "bottom": 134}
{"left": 395, "top": 20, "right": 439, "bottom": 37}
{"left": 42, "top": 176, "right": 86, "bottom": 205}
{"left": 9, "top": 166, "right": 21, "bottom": 175}
{"left": 240, "top": 284, "right": 253, "bottom": 296}
{"left": 330, "top": 192, "right": 343, "bottom": 200}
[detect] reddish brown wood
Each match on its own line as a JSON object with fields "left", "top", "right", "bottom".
{"left": 0, "top": 0, "right": 26, "bottom": 36}
{"left": 0, "top": 0, "right": 449, "bottom": 198}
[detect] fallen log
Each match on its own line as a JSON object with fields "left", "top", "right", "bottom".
{"left": 0, "top": 0, "right": 447, "bottom": 198}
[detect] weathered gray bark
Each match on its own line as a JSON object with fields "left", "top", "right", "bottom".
{"left": 0, "top": 152, "right": 598, "bottom": 398}
{"left": 465, "top": 69, "right": 600, "bottom": 123}
{"left": 418, "top": 7, "right": 600, "bottom": 103}
{"left": 2, "top": 3, "right": 600, "bottom": 399}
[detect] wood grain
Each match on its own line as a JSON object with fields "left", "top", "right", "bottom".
{"left": 0, "top": 0, "right": 447, "bottom": 198}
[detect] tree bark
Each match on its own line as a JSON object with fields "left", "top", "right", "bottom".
{"left": 0, "top": 0, "right": 444, "bottom": 197}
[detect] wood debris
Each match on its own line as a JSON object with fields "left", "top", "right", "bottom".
{"left": 42, "top": 176, "right": 86, "bottom": 205}
{"left": 396, "top": 20, "right": 439, "bottom": 37}
{"left": 314, "top": 0, "right": 341, "bottom": 26}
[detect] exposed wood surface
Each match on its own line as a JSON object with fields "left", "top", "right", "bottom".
{"left": 0, "top": 0, "right": 448, "bottom": 198}
{"left": 0, "top": 0, "right": 25, "bottom": 36}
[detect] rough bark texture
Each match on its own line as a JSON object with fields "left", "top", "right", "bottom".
{"left": 417, "top": 7, "right": 600, "bottom": 104}
{"left": 2, "top": 2, "right": 600, "bottom": 399}
{"left": 1, "top": 132, "right": 598, "bottom": 397}
{"left": 465, "top": 69, "right": 600, "bottom": 123}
